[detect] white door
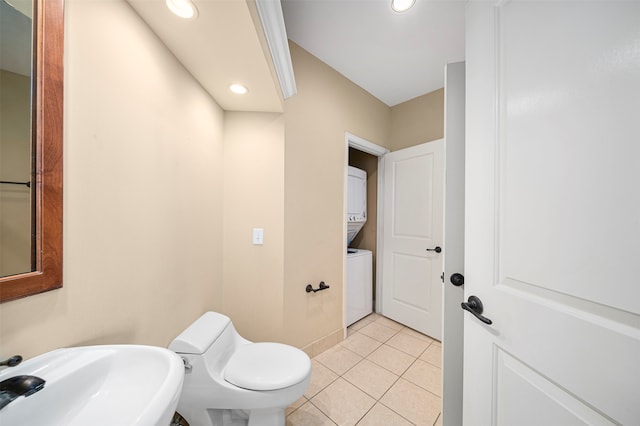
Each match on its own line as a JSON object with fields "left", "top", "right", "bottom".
{"left": 464, "top": 2, "right": 640, "bottom": 425}
{"left": 381, "top": 140, "right": 444, "bottom": 339}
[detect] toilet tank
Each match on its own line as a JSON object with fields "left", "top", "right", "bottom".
{"left": 169, "top": 312, "right": 231, "bottom": 354}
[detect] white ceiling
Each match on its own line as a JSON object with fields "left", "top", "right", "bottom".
{"left": 281, "top": 0, "right": 466, "bottom": 106}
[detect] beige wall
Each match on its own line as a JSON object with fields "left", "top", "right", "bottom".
{"left": 0, "top": 70, "right": 32, "bottom": 277}
{"left": 222, "top": 112, "right": 285, "bottom": 342}
{"left": 220, "top": 49, "right": 445, "bottom": 351}
{"left": 389, "top": 88, "right": 444, "bottom": 151}
{"left": 0, "top": 0, "right": 224, "bottom": 358}
{"left": 282, "top": 43, "right": 390, "bottom": 351}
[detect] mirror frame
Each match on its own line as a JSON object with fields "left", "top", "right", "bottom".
{"left": 0, "top": 0, "right": 63, "bottom": 302}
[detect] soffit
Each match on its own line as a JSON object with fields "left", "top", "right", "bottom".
{"left": 127, "top": 0, "right": 283, "bottom": 112}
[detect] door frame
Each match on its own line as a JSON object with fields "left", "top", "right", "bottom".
{"left": 442, "top": 61, "right": 465, "bottom": 426}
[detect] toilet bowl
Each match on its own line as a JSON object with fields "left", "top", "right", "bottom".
{"left": 169, "top": 312, "right": 311, "bottom": 426}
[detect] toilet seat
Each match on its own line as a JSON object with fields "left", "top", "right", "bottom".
{"left": 224, "top": 343, "right": 311, "bottom": 391}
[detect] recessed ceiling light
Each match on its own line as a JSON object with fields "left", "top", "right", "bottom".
{"left": 229, "top": 84, "right": 248, "bottom": 95}
{"left": 391, "top": 0, "right": 416, "bottom": 13}
{"left": 166, "top": 0, "right": 198, "bottom": 19}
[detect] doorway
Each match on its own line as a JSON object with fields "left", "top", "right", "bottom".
{"left": 343, "top": 133, "right": 387, "bottom": 328}
{"left": 347, "top": 146, "right": 380, "bottom": 311}
{"left": 344, "top": 133, "right": 445, "bottom": 340}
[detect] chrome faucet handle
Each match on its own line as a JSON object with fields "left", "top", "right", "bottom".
{"left": 0, "top": 355, "right": 22, "bottom": 367}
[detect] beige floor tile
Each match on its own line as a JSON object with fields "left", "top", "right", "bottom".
{"left": 372, "top": 316, "right": 404, "bottom": 331}
{"left": 286, "top": 401, "right": 337, "bottom": 426}
{"left": 343, "top": 359, "right": 399, "bottom": 400}
{"left": 309, "top": 315, "right": 442, "bottom": 425}
{"left": 305, "top": 360, "right": 339, "bottom": 399}
{"left": 380, "top": 378, "right": 441, "bottom": 426}
{"left": 356, "top": 403, "right": 413, "bottom": 426}
{"left": 358, "top": 322, "right": 398, "bottom": 343}
{"left": 311, "top": 378, "right": 376, "bottom": 426}
{"left": 348, "top": 316, "right": 374, "bottom": 332}
{"left": 340, "top": 332, "right": 382, "bottom": 357}
{"left": 386, "top": 332, "right": 431, "bottom": 357}
{"left": 367, "top": 344, "right": 416, "bottom": 376}
{"left": 315, "top": 345, "right": 363, "bottom": 376}
{"left": 402, "top": 359, "right": 442, "bottom": 396}
{"left": 420, "top": 343, "right": 442, "bottom": 368}
{"left": 399, "top": 327, "right": 436, "bottom": 343}
{"left": 287, "top": 396, "right": 308, "bottom": 416}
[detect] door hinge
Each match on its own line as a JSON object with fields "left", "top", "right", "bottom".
{"left": 440, "top": 272, "right": 444, "bottom": 283}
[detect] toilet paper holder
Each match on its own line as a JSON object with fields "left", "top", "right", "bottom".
{"left": 306, "top": 281, "right": 330, "bottom": 293}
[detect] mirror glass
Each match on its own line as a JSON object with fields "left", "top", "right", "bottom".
{"left": 0, "top": 0, "right": 34, "bottom": 278}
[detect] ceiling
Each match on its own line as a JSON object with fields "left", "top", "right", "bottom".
{"left": 281, "top": 0, "right": 466, "bottom": 106}
{"left": 127, "top": 0, "right": 466, "bottom": 111}
{"left": 128, "top": 0, "right": 284, "bottom": 112}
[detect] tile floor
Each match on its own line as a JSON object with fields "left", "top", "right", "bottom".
{"left": 286, "top": 313, "right": 442, "bottom": 426}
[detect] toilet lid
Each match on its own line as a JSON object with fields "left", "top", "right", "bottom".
{"left": 224, "top": 343, "right": 311, "bottom": 391}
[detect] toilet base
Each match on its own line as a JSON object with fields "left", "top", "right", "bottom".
{"left": 247, "top": 408, "right": 285, "bottom": 426}
{"left": 182, "top": 407, "right": 286, "bottom": 426}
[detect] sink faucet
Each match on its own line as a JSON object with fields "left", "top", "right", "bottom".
{"left": 0, "top": 375, "right": 46, "bottom": 410}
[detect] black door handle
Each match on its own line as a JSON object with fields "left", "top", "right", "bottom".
{"left": 461, "top": 295, "right": 493, "bottom": 325}
{"left": 450, "top": 273, "right": 464, "bottom": 286}
{"left": 426, "top": 246, "right": 442, "bottom": 253}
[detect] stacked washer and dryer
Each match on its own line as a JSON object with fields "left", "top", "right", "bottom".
{"left": 346, "top": 166, "right": 373, "bottom": 326}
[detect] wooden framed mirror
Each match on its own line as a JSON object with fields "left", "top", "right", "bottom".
{"left": 0, "top": 0, "right": 63, "bottom": 302}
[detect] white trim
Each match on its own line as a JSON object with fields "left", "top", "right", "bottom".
{"left": 347, "top": 133, "right": 389, "bottom": 156}
{"left": 254, "top": 0, "right": 297, "bottom": 99}
{"left": 343, "top": 142, "right": 350, "bottom": 327}
{"left": 442, "top": 61, "right": 465, "bottom": 426}
{"left": 375, "top": 155, "right": 385, "bottom": 314}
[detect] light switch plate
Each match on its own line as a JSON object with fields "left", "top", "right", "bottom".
{"left": 252, "top": 228, "right": 264, "bottom": 245}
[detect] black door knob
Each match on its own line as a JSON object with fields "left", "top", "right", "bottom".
{"left": 461, "top": 295, "right": 493, "bottom": 325}
{"left": 426, "top": 246, "right": 442, "bottom": 253}
{"left": 450, "top": 273, "right": 464, "bottom": 286}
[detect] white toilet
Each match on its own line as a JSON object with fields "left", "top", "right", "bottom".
{"left": 169, "top": 312, "right": 311, "bottom": 426}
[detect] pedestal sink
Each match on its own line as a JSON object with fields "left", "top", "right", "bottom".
{"left": 0, "top": 345, "right": 184, "bottom": 425}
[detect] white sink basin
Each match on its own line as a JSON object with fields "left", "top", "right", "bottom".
{"left": 0, "top": 345, "right": 184, "bottom": 425}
